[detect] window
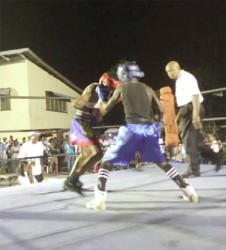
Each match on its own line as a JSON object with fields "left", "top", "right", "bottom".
{"left": 0, "top": 88, "right": 11, "bottom": 111}
{"left": 45, "top": 91, "right": 69, "bottom": 113}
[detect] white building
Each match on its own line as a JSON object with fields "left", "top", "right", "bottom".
{"left": 0, "top": 48, "right": 82, "bottom": 140}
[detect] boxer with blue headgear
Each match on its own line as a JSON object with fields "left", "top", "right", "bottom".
{"left": 117, "top": 62, "right": 145, "bottom": 83}
{"left": 86, "top": 60, "right": 199, "bottom": 210}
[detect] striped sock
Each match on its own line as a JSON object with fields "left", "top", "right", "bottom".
{"left": 98, "top": 168, "right": 110, "bottom": 191}
{"left": 165, "top": 167, "right": 179, "bottom": 179}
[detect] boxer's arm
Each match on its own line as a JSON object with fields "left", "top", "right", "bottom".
{"left": 101, "top": 86, "right": 122, "bottom": 116}
{"left": 145, "top": 85, "right": 164, "bottom": 119}
{"left": 71, "top": 83, "right": 97, "bottom": 109}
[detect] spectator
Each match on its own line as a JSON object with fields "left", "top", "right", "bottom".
{"left": 0, "top": 138, "right": 5, "bottom": 168}
{"left": 209, "top": 134, "right": 221, "bottom": 153}
{"left": 48, "top": 138, "right": 59, "bottom": 175}
{"left": 20, "top": 137, "right": 26, "bottom": 146}
{"left": 159, "top": 138, "right": 167, "bottom": 159}
{"left": 209, "top": 135, "right": 225, "bottom": 171}
{"left": 5, "top": 140, "right": 13, "bottom": 173}
{"left": 11, "top": 139, "right": 20, "bottom": 173}
{"left": 218, "top": 140, "right": 224, "bottom": 154}
{"left": 181, "top": 144, "right": 187, "bottom": 163}
{"left": 17, "top": 161, "right": 33, "bottom": 185}
{"left": 63, "top": 136, "right": 75, "bottom": 173}
{"left": 18, "top": 132, "right": 45, "bottom": 183}
{"left": 40, "top": 137, "right": 49, "bottom": 174}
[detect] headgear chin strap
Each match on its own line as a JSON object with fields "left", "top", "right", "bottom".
{"left": 117, "top": 62, "right": 145, "bottom": 83}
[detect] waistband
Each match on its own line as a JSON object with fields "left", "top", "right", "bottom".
{"left": 74, "top": 108, "right": 92, "bottom": 121}
{"left": 126, "top": 117, "right": 152, "bottom": 124}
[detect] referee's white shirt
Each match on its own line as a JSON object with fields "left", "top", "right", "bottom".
{"left": 175, "top": 70, "right": 203, "bottom": 107}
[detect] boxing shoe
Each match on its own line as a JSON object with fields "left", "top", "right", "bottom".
{"left": 86, "top": 185, "right": 106, "bottom": 210}
{"left": 180, "top": 184, "right": 199, "bottom": 203}
{"left": 63, "top": 177, "right": 83, "bottom": 195}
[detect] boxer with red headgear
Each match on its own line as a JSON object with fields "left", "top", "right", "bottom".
{"left": 99, "top": 72, "right": 121, "bottom": 89}
{"left": 99, "top": 72, "right": 122, "bottom": 103}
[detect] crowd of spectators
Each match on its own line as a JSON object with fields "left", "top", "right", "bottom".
{"left": 0, "top": 131, "right": 225, "bottom": 186}
{"left": 0, "top": 134, "right": 76, "bottom": 175}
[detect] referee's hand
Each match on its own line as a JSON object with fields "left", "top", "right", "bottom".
{"left": 192, "top": 115, "right": 202, "bottom": 129}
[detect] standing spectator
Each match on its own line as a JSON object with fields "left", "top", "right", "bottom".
{"left": 2, "top": 137, "right": 8, "bottom": 164}
{"left": 55, "top": 135, "right": 65, "bottom": 173}
{"left": 48, "top": 138, "right": 59, "bottom": 175}
{"left": 11, "top": 139, "right": 21, "bottom": 173}
{"left": 40, "top": 136, "right": 49, "bottom": 174}
{"left": 0, "top": 138, "right": 6, "bottom": 168}
{"left": 5, "top": 140, "right": 13, "bottom": 173}
{"left": 18, "top": 132, "right": 45, "bottom": 183}
{"left": 2, "top": 137, "right": 8, "bottom": 145}
{"left": 165, "top": 61, "right": 223, "bottom": 176}
{"left": 20, "top": 137, "right": 26, "bottom": 146}
{"left": 8, "top": 135, "right": 14, "bottom": 145}
{"left": 63, "top": 136, "right": 75, "bottom": 173}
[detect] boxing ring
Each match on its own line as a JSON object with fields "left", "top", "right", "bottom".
{"left": 0, "top": 163, "right": 226, "bottom": 250}
{"left": 0, "top": 87, "right": 226, "bottom": 250}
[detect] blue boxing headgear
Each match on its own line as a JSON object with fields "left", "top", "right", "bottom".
{"left": 117, "top": 62, "right": 145, "bottom": 83}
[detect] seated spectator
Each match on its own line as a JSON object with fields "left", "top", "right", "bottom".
{"left": 17, "top": 161, "right": 33, "bottom": 185}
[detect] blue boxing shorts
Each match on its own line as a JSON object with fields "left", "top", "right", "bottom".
{"left": 102, "top": 123, "right": 165, "bottom": 166}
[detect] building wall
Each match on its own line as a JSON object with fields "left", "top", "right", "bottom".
{"left": 0, "top": 59, "right": 80, "bottom": 141}
{"left": 27, "top": 60, "right": 79, "bottom": 130}
{"left": 0, "top": 60, "right": 30, "bottom": 136}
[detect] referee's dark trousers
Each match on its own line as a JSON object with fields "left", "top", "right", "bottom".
{"left": 178, "top": 103, "right": 216, "bottom": 176}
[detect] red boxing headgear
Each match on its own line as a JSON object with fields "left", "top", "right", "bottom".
{"left": 99, "top": 73, "right": 121, "bottom": 89}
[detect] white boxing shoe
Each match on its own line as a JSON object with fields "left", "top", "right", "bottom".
{"left": 86, "top": 185, "right": 106, "bottom": 210}
{"left": 181, "top": 184, "right": 199, "bottom": 203}
{"left": 86, "top": 198, "right": 106, "bottom": 210}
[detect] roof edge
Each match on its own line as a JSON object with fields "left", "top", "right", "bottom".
{"left": 0, "top": 48, "right": 83, "bottom": 94}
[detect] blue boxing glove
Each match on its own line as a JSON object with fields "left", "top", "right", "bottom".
{"left": 95, "top": 85, "right": 111, "bottom": 102}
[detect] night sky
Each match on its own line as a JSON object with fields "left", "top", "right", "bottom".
{"left": 0, "top": 0, "right": 225, "bottom": 124}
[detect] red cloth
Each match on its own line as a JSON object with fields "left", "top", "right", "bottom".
{"left": 160, "top": 86, "right": 179, "bottom": 147}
